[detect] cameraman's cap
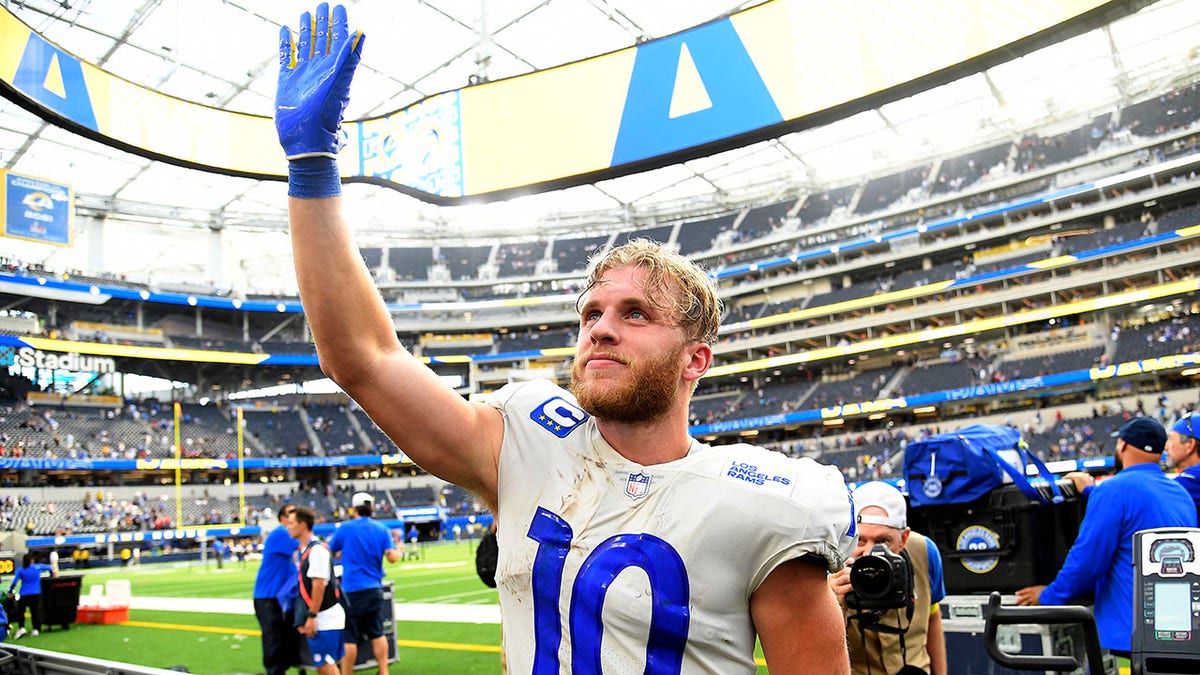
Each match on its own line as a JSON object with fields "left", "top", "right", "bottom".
{"left": 851, "top": 481, "right": 906, "bottom": 530}
{"left": 351, "top": 492, "right": 373, "bottom": 508}
{"left": 1111, "top": 417, "right": 1167, "bottom": 454}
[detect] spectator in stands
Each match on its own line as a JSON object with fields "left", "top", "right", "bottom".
{"left": 828, "top": 482, "right": 946, "bottom": 675}
{"left": 1165, "top": 415, "right": 1200, "bottom": 519}
{"left": 1016, "top": 417, "right": 1197, "bottom": 658}
{"left": 254, "top": 505, "right": 300, "bottom": 675}
{"left": 329, "top": 493, "right": 402, "bottom": 675}
{"left": 8, "top": 552, "right": 56, "bottom": 639}
{"left": 287, "top": 506, "right": 344, "bottom": 675}
{"left": 276, "top": 12, "right": 855, "bottom": 668}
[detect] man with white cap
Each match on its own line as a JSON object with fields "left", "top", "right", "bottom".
{"left": 829, "top": 481, "right": 947, "bottom": 675}
{"left": 328, "top": 491, "right": 403, "bottom": 675}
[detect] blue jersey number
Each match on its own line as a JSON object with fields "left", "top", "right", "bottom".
{"left": 527, "top": 506, "right": 690, "bottom": 674}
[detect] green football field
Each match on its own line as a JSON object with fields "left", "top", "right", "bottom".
{"left": 9, "top": 541, "right": 769, "bottom": 673}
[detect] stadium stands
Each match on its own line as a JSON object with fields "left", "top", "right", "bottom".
{"left": 0, "top": 79, "right": 1197, "bottom": 503}
{"left": 553, "top": 234, "right": 609, "bottom": 273}
{"left": 438, "top": 245, "right": 492, "bottom": 280}
{"left": 388, "top": 246, "right": 433, "bottom": 280}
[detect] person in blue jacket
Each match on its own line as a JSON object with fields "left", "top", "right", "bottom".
{"left": 1016, "top": 417, "right": 1197, "bottom": 657}
{"left": 329, "top": 492, "right": 402, "bottom": 675}
{"left": 9, "top": 552, "right": 56, "bottom": 639}
{"left": 1165, "top": 414, "right": 1200, "bottom": 520}
{"left": 254, "top": 505, "right": 300, "bottom": 675}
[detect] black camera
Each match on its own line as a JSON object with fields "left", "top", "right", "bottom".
{"left": 846, "top": 543, "right": 913, "bottom": 612}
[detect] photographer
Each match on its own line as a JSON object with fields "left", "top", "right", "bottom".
{"left": 828, "top": 482, "right": 946, "bottom": 675}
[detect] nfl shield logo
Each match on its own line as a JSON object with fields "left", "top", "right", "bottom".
{"left": 625, "top": 472, "right": 651, "bottom": 500}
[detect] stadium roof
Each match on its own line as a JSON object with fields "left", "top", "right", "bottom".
{"left": 2, "top": 0, "right": 1199, "bottom": 253}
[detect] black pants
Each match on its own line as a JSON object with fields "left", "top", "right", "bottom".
{"left": 254, "top": 598, "right": 301, "bottom": 675}
{"left": 16, "top": 594, "right": 41, "bottom": 631}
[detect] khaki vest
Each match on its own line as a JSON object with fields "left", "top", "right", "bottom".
{"left": 846, "top": 532, "right": 934, "bottom": 675}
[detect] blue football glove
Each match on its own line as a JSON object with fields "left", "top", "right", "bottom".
{"left": 275, "top": 3, "right": 364, "bottom": 160}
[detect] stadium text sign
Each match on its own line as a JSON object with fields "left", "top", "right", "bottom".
{"left": 821, "top": 397, "right": 908, "bottom": 419}
{"left": 10, "top": 347, "right": 115, "bottom": 373}
{"left": 1089, "top": 354, "right": 1199, "bottom": 379}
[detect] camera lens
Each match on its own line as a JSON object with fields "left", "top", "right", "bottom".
{"left": 850, "top": 555, "right": 893, "bottom": 599}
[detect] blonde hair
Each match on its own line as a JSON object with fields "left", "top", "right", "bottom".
{"left": 579, "top": 238, "right": 723, "bottom": 344}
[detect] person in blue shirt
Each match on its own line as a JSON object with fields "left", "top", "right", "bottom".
{"left": 1165, "top": 414, "right": 1200, "bottom": 520}
{"left": 1017, "top": 417, "right": 1198, "bottom": 656}
{"left": 329, "top": 493, "right": 402, "bottom": 675}
{"left": 829, "top": 481, "right": 947, "bottom": 675}
{"left": 254, "top": 505, "right": 300, "bottom": 675}
{"left": 211, "top": 537, "right": 228, "bottom": 569}
{"left": 8, "top": 552, "right": 56, "bottom": 639}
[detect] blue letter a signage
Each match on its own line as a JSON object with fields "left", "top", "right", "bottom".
{"left": 611, "top": 19, "right": 781, "bottom": 166}
{"left": 13, "top": 33, "right": 98, "bottom": 131}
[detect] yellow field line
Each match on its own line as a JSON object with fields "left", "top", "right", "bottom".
{"left": 123, "top": 620, "right": 258, "bottom": 636}
{"left": 120, "top": 620, "right": 501, "bottom": 654}
{"left": 396, "top": 639, "right": 499, "bottom": 654}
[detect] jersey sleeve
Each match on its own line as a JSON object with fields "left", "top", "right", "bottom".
{"left": 378, "top": 523, "right": 395, "bottom": 552}
{"left": 744, "top": 453, "right": 857, "bottom": 593}
{"left": 926, "top": 537, "right": 946, "bottom": 605}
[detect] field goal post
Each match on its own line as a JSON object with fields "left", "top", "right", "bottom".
{"left": 169, "top": 402, "right": 248, "bottom": 535}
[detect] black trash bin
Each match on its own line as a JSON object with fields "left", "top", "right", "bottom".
{"left": 39, "top": 575, "right": 82, "bottom": 631}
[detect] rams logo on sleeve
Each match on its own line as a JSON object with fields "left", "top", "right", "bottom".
{"left": 531, "top": 397, "right": 589, "bottom": 438}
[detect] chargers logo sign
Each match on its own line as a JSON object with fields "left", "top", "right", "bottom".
{"left": 531, "top": 397, "right": 589, "bottom": 438}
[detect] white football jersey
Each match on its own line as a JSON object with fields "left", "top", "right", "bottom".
{"left": 489, "top": 380, "right": 855, "bottom": 674}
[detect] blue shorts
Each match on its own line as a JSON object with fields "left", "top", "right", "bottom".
{"left": 308, "top": 629, "right": 345, "bottom": 667}
{"left": 344, "top": 588, "right": 385, "bottom": 641}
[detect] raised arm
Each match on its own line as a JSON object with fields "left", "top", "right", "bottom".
{"left": 276, "top": 4, "right": 501, "bottom": 505}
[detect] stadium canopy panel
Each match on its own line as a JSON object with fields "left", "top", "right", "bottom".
{"left": 0, "top": 0, "right": 1159, "bottom": 203}
{"left": 0, "top": 0, "right": 1196, "bottom": 250}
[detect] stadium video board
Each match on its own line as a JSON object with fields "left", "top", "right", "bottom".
{"left": 0, "top": 0, "right": 1130, "bottom": 204}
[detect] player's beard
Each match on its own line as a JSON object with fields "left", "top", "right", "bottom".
{"left": 571, "top": 345, "right": 684, "bottom": 425}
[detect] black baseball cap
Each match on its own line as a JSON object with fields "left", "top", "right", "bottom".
{"left": 1111, "top": 417, "right": 1168, "bottom": 454}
